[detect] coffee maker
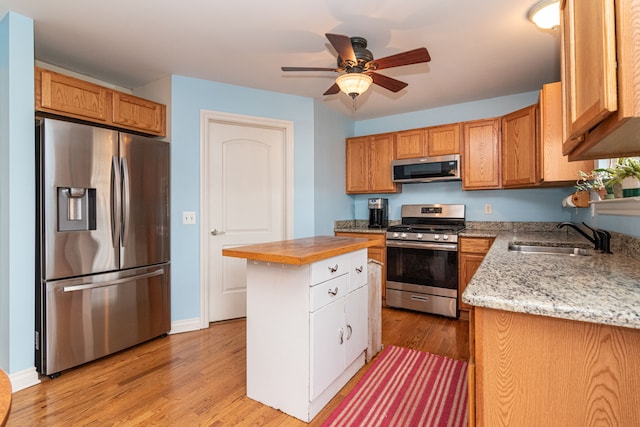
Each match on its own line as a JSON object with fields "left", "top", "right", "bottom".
{"left": 368, "top": 198, "right": 389, "bottom": 228}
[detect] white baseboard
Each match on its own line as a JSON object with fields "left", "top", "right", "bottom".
{"left": 10, "top": 366, "right": 40, "bottom": 392}
{"left": 170, "top": 317, "right": 205, "bottom": 334}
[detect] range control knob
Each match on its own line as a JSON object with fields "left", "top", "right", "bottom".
{"left": 434, "top": 234, "right": 440, "bottom": 240}
{"left": 393, "top": 232, "right": 400, "bottom": 238}
{"left": 400, "top": 233, "right": 408, "bottom": 239}
{"left": 443, "top": 234, "right": 450, "bottom": 240}
{"left": 416, "top": 233, "right": 423, "bottom": 239}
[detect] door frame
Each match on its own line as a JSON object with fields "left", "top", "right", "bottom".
{"left": 199, "top": 110, "right": 294, "bottom": 328}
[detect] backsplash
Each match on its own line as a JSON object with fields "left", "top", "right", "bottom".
{"left": 335, "top": 219, "right": 640, "bottom": 258}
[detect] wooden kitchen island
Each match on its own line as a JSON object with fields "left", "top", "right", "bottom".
{"left": 222, "top": 236, "right": 375, "bottom": 422}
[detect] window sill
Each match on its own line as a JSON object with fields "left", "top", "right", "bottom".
{"left": 590, "top": 197, "right": 640, "bottom": 216}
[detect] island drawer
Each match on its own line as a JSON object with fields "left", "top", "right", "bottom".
{"left": 310, "top": 274, "right": 349, "bottom": 312}
{"left": 349, "top": 249, "right": 368, "bottom": 292}
{"left": 310, "top": 253, "right": 350, "bottom": 285}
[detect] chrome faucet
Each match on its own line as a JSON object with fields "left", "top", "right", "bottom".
{"left": 557, "top": 222, "right": 612, "bottom": 253}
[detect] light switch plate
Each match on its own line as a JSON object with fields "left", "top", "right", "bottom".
{"left": 484, "top": 204, "right": 493, "bottom": 215}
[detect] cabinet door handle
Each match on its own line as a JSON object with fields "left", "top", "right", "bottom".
{"left": 328, "top": 264, "right": 339, "bottom": 273}
{"left": 339, "top": 328, "right": 344, "bottom": 345}
{"left": 346, "top": 324, "right": 353, "bottom": 340}
{"left": 355, "top": 265, "right": 363, "bottom": 273}
{"left": 327, "top": 287, "right": 339, "bottom": 296}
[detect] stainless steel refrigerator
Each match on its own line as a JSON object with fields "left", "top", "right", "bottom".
{"left": 35, "top": 117, "right": 171, "bottom": 377}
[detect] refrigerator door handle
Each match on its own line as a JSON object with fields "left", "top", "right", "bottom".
{"left": 62, "top": 268, "right": 165, "bottom": 292}
{"left": 111, "top": 156, "right": 122, "bottom": 248}
{"left": 121, "top": 157, "right": 131, "bottom": 247}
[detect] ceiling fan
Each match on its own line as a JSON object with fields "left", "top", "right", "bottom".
{"left": 281, "top": 33, "right": 431, "bottom": 99}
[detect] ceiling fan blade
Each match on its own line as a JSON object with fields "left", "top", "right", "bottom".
{"left": 370, "top": 47, "right": 431, "bottom": 70}
{"left": 369, "top": 72, "right": 408, "bottom": 93}
{"left": 325, "top": 33, "right": 356, "bottom": 63}
{"left": 323, "top": 83, "right": 341, "bottom": 95}
{"left": 281, "top": 66, "right": 338, "bottom": 72}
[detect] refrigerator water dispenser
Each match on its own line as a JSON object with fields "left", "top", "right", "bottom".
{"left": 58, "top": 187, "right": 97, "bottom": 231}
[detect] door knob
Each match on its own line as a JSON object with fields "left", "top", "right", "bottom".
{"left": 211, "top": 229, "right": 225, "bottom": 236}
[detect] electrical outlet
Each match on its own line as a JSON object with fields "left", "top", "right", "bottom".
{"left": 484, "top": 204, "right": 493, "bottom": 215}
{"left": 182, "top": 211, "right": 196, "bottom": 225}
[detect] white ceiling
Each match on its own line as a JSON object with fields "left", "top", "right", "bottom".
{"left": 0, "top": 0, "right": 560, "bottom": 120}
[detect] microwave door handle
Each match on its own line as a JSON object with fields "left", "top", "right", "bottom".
{"left": 111, "top": 156, "right": 121, "bottom": 248}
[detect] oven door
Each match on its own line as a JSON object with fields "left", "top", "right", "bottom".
{"left": 386, "top": 240, "right": 458, "bottom": 296}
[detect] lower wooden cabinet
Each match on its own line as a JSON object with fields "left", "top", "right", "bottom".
{"left": 335, "top": 231, "right": 386, "bottom": 302}
{"left": 471, "top": 307, "right": 640, "bottom": 426}
{"left": 458, "top": 237, "right": 494, "bottom": 312}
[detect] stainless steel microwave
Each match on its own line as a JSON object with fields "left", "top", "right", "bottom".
{"left": 392, "top": 154, "right": 461, "bottom": 183}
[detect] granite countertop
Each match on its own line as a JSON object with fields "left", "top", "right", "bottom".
{"left": 462, "top": 229, "right": 640, "bottom": 329}
{"left": 333, "top": 219, "right": 390, "bottom": 234}
{"left": 221, "top": 236, "right": 375, "bottom": 265}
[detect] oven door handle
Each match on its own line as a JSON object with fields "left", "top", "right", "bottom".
{"left": 386, "top": 241, "right": 458, "bottom": 251}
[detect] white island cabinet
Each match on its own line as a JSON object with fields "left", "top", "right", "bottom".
{"left": 222, "top": 237, "right": 373, "bottom": 422}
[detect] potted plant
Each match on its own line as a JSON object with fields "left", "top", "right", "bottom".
{"left": 601, "top": 157, "right": 640, "bottom": 198}
{"left": 575, "top": 169, "right": 610, "bottom": 199}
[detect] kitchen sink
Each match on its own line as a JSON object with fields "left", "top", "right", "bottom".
{"left": 508, "top": 243, "right": 591, "bottom": 256}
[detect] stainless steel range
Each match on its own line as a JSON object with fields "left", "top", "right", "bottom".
{"left": 386, "top": 204, "right": 465, "bottom": 318}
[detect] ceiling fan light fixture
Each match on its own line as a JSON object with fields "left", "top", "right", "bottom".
{"left": 336, "top": 73, "right": 373, "bottom": 99}
{"left": 528, "top": 0, "right": 560, "bottom": 30}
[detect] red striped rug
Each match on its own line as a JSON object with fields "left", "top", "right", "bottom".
{"left": 322, "top": 345, "right": 468, "bottom": 427}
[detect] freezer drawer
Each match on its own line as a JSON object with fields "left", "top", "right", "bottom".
{"left": 38, "top": 264, "right": 170, "bottom": 376}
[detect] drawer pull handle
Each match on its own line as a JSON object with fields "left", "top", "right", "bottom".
{"left": 355, "top": 265, "right": 364, "bottom": 273}
{"left": 328, "top": 287, "right": 339, "bottom": 296}
{"left": 339, "top": 328, "right": 344, "bottom": 344}
{"left": 328, "top": 264, "right": 339, "bottom": 273}
{"left": 346, "top": 324, "right": 353, "bottom": 340}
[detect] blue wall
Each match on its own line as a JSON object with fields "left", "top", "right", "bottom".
{"left": 170, "top": 75, "right": 319, "bottom": 320}
{"left": 313, "top": 102, "right": 354, "bottom": 235}
{"left": 0, "top": 11, "right": 35, "bottom": 375}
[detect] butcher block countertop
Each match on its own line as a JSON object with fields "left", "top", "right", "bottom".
{"left": 222, "top": 236, "right": 375, "bottom": 265}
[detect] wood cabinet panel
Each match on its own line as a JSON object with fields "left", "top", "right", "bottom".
{"left": 539, "top": 82, "right": 594, "bottom": 185}
{"left": 458, "top": 237, "right": 494, "bottom": 312}
{"left": 345, "top": 133, "right": 399, "bottom": 194}
{"left": 345, "top": 137, "right": 370, "bottom": 193}
{"left": 426, "top": 123, "right": 460, "bottom": 156}
{"left": 395, "top": 129, "right": 424, "bottom": 159}
{"left": 561, "top": 0, "right": 617, "bottom": 146}
{"left": 501, "top": 104, "right": 539, "bottom": 188}
{"left": 370, "top": 133, "right": 397, "bottom": 192}
{"left": 474, "top": 307, "right": 640, "bottom": 426}
{"left": 462, "top": 119, "right": 501, "bottom": 190}
{"left": 35, "top": 67, "right": 167, "bottom": 137}
{"left": 112, "top": 92, "right": 166, "bottom": 135}
{"left": 37, "top": 68, "right": 108, "bottom": 121}
{"left": 561, "top": 0, "right": 640, "bottom": 160}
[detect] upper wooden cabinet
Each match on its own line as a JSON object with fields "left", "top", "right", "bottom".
{"left": 35, "top": 67, "right": 166, "bottom": 137}
{"left": 395, "top": 123, "right": 460, "bottom": 159}
{"left": 427, "top": 123, "right": 460, "bottom": 156}
{"left": 561, "top": 0, "right": 640, "bottom": 160}
{"left": 395, "top": 129, "right": 424, "bottom": 159}
{"left": 540, "top": 82, "right": 594, "bottom": 185}
{"left": 346, "top": 133, "right": 400, "bottom": 194}
{"left": 462, "top": 118, "right": 501, "bottom": 190}
{"left": 501, "top": 104, "right": 539, "bottom": 188}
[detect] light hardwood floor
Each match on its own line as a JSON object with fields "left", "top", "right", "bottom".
{"left": 8, "top": 307, "right": 469, "bottom": 426}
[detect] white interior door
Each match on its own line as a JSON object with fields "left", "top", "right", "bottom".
{"left": 201, "top": 112, "right": 293, "bottom": 323}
